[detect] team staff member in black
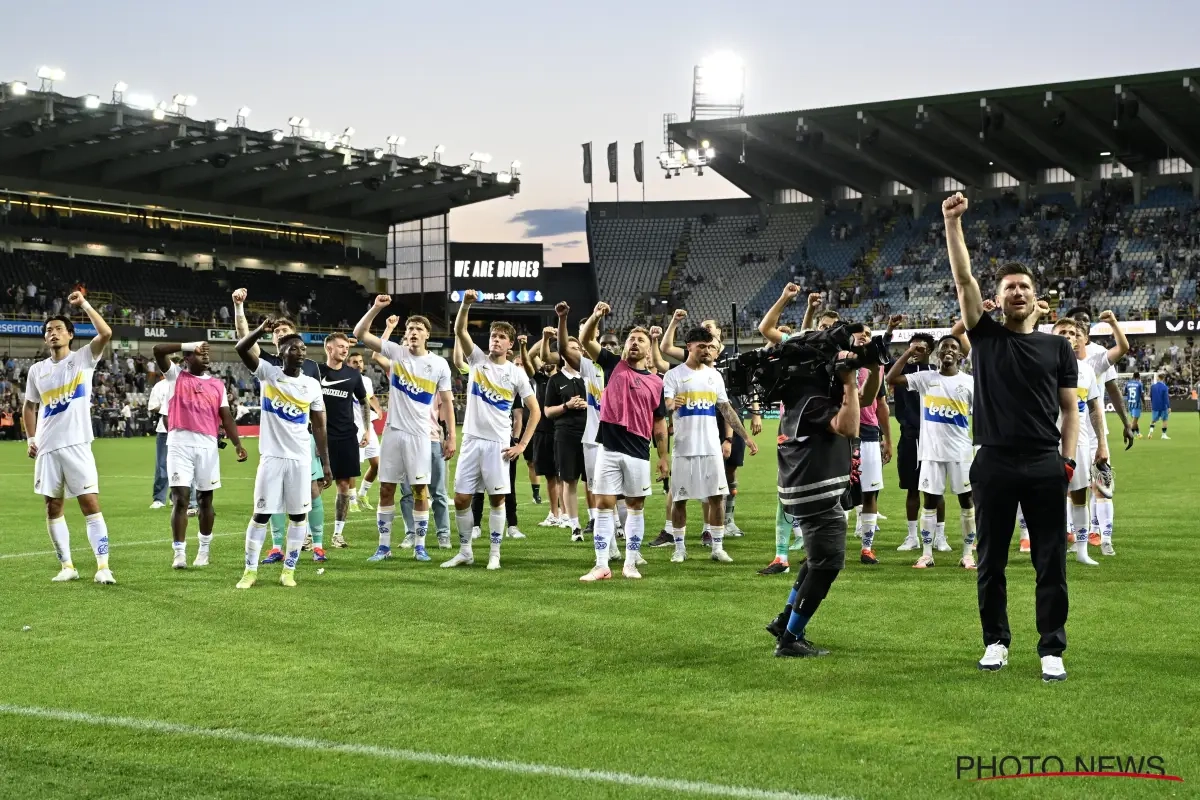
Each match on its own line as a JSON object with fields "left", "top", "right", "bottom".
{"left": 521, "top": 330, "right": 562, "bottom": 525}
{"left": 943, "top": 192, "right": 1079, "bottom": 683}
{"left": 544, "top": 301, "right": 588, "bottom": 541}
{"left": 317, "top": 333, "right": 369, "bottom": 554}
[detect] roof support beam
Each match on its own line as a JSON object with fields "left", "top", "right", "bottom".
{"left": 1121, "top": 88, "right": 1200, "bottom": 168}
{"left": 1043, "top": 91, "right": 1121, "bottom": 154}
{"left": 982, "top": 99, "right": 1091, "bottom": 179}
{"left": 210, "top": 151, "right": 340, "bottom": 199}
{"left": 41, "top": 125, "right": 180, "bottom": 175}
{"left": 263, "top": 159, "right": 395, "bottom": 205}
{"left": 158, "top": 143, "right": 294, "bottom": 191}
{"left": 746, "top": 123, "right": 880, "bottom": 196}
{"left": 0, "top": 101, "right": 47, "bottom": 130}
{"left": 308, "top": 166, "right": 437, "bottom": 211}
{"left": 860, "top": 112, "right": 983, "bottom": 188}
{"left": 101, "top": 136, "right": 243, "bottom": 184}
{"left": 799, "top": 116, "right": 931, "bottom": 192}
{"left": 694, "top": 130, "right": 831, "bottom": 200}
{"left": 0, "top": 113, "right": 123, "bottom": 163}
{"left": 351, "top": 176, "right": 475, "bottom": 217}
{"left": 918, "top": 105, "right": 1034, "bottom": 183}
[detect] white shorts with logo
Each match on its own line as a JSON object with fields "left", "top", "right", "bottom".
{"left": 918, "top": 460, "right": 971, "bottom": 496}
{"left": 1068, "top": 438, "right": 1098, "bottom": 492}
{"left": 167, "top": 442, "right": 221, "bottom": 490}
{"left": 253, "top": 456, "right": 313, "bottom": 516}
{"left": 359, "top": 423, "right": 381, "bottom": 462}
{"left": 593, "top": 446, "right": 652, "bottom": 498}
{"left": 583, "top": 442, "right": 601, "bottom": 485}
{"left": 453, "top": 436, "right": 509, "bottom": 496}
{"left": 33, "top": 443, "right": 99, "bottom": 499}
{"left": 670, "top": 454, "right": 728, "bottom": 501}
{"left": 379, "top": 426, "right": 432, "bottom": 486}
{"left": 859, "top": 441, "right": 884, "bottom": 492}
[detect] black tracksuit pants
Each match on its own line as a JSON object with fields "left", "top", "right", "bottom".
{"left": 971, "top": 446, "right": 1070, "bottom": 657}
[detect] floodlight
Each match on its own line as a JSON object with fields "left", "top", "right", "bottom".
{"left": 270, "top": 130, "right": 285, "bottom": 142}
{"left": 701, "top": 140, "right": 711, "bottom": 149}
{"left": 324, "top": 138, "right": 337, "bottom": 150}
{"left": 288, "top": 116, "right": 306, "bottom": 126}
{"left": 152, "top": 106, "right": 166, "bottom": 121}
{"left": 433, "top": 144, "right": 445, "bottom": 154}
{"left": 705, "top": 147, "right": 715, "bottom": 158}
{"left": 385, "top": 134, "right": 403, "bottom": 145}
{"left": 173, "top": 94, "right": 187, "bottom": 105}
{"left": 10, "top": 81, "right": 28, "bottom": 96}
{"left": 185, "top": 95, "right": 197, "bottom": 107}
{"left": 1100, "top": 151, "right": 1112, "bottom": 157}
{"left": 371, "top": 147, "right": 384, "bottom": 159}
{"left": 214, "top": 119, "right": 230, "bottom": 132}
{"left": 83, "top": 95, "right": 101, "bottom": 110}
{"left": 342, "top": 126, "right": 355, "bottom": 137}
{"left": 687, "top": 148, "right": 699, "bottom": 160}
{"left": 114, "top": 81, "right": 129, "bottom": 93}
{"left": 696, "top": 51, "right": 744, "bottom": 106}
{"left": 497, "top": 172, "right": 513, "bottom": 184}
{"left": 125, "top": 93, "right": 155, "bottom": 110}
{"left": 511, "top": 160, "right": 521, "bottom": 170}
{"left": 460, "top": 163, "right": 474, "bottom": 175}
{"left": 469, "top": 152, "right": 492, "bottom": 164}
{"left": 417, "top": 155, "right": 430, "bottom": 166}
{"left": 37, "top": 66, "right": 66, "bottom": 81}
{"left": 237, "top": 106, "right": 251, "bottom": 118}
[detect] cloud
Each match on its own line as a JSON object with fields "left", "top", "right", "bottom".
{"left": 509, "top": 207, "right": 586, "bottom": 238}
{"left": 549, "top": 239, "right": 584, "bottom": 249}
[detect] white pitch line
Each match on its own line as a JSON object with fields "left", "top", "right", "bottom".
{"left": 0, "top": 704, "right": 848, "bottom": 800}
{"left": 0, "top": 532, "right": 240, "bottom": 560}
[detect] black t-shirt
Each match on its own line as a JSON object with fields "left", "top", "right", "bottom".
{"left": 968, "top": 313, "right": 1076, "bottom": 451}
{"left": 316, "top": 361, "right": 367, "bottom": 440}
{"left": 544, "top": 369, "right": 586, "bottom": 438}
{"left": 595, "top": 349, "right": 668, "bottom": 461}
{"left": 532, "top": 371, "right": 555, "bottom": 434}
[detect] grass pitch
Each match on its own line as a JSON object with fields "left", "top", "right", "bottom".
{"left": 0, "top": 417, "right": 1197, "bottom": 800}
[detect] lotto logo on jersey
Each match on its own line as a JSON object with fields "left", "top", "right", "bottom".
{"left": 676, "top": 391, "right": 718, "bottom": 417}
{"left": 41, "top": 372, "right": 87, "bottom": 418}
{"left": 922, "top": 396, "right": 969, "bottom": 429}
{"left": 262, "top": 385, "right": 310, "bottom": 425}
{"left": 391, "top": 363, "right": 436, "bottom": 405}
{"left": 471, "top": 370, "right": 514, "bottom": 411}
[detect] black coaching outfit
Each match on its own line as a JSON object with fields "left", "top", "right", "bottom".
{"left": 544, "top": 367, "right": 587, "bottom": 482}
{"left": 968, "top": 313, "right": 1076, "bottom": 658}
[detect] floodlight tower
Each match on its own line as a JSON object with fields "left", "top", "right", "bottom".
{"left": 690, "top": 51, "right": 745, "bottom": 121}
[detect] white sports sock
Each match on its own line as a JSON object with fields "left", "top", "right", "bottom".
{"left": 935, "top": 521, "right": 945, "bottom": 541}
{"left": 377, "top": 505, "right": 395, "bottom": 548}
{"left": 358, "top": 480, "right": 373, "bottom": 498}
{"left": 1016, "top": 504, "right": 1028, "bottom": 540}
{"left": 1089, "top": 494, "right": 1098, "bottom": 532}
{"left": 616, "top": 499, "right": 628, "bottom": 529}
{"left": 413, "top": 511, "right": 429, "bottom": 548}
{"left": 587, "top": 507, "right": 596, "bottom": 522}
{"left": 853, "top": 505, "right": 864, "bottom": 537}
{"left": 673, "top": 526, "right": 686, "bottom": 553}
{"left": 284, "top": 522, "right": 306, "bottom": 569}
{"left": 1071, "top": 503, "right": 1089, "bottom": 555}
{"left": 334, "top": 519, "right": 346, "bottom": 535}
{"left": 198, "top": 533, "right": 213, "bottom": 553}
{"left": 625, "top": 508, "right": 644, "bottom": 567}
{"left": 961, "top": 508, "right": 976, "bottom": 557}
{"left": 907, "top": 519, "right": 918, "bottom": 541}
{"left": 1096, "top": 498, "right": 1114, "bottom": 542}
{"left": 488, "top": 508, "right": 504, "bottom": 557}
{"left": 172, "top": 540, "right": 186, "bottom": 558}
{"left": 47, "top": 516, "right": 72, "bottom": 567}
{"left": 708, "top": 523, "right": 725, "bottom": 553}
{"left": 920, "top": 509, "right": 937, "bottom": 558}
{"left": 244, "top": 520, "right": 268, "bottom": 568}
{"left": 455, "top": 507, "right": 474, "bottom": 557}
{"left": 861, "top": 512, "right": 877, "bottom": 549}
{"left": 85, "top": 513, "right": 110, "bottom": 570}
{"left": 594, "top": 509, "right": 613, "bottom": 568}
{"left": 569, "top": 517, "right": 580, "bottom": 530}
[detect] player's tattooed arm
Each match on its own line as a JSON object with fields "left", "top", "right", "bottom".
{"left": 653, "top": 417, "right": 670, "bottom": 480}
{"left": 717, "top": 401, "right": 758, "bottom": 455}
{"left": 438, "top": 390, "right": 457, "bottom": 460}
{"left": 1087, "top": 398, "right": 1109, "bottom": 462}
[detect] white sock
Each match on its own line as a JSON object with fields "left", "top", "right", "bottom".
{"left": 907, "top": 519, "right": 918, "bottom": 541}
{"left": 489, "top": 508, "right": 504, "bottom": 559}
{"left": 587, "top": 507, "right": 596, "bottom": 522}
{"left": 1071, "top": 503, "right": 1089, "bottom": 555}
{"left": 413, "top": 511, "right": 429, "bottom": 548}
{"left": 1017, "top": 505, "right": 1029, "bottom": 542}
{"left": 455, "top": 507, "right": 474, "bottom": 557}
{"left": 569, "top": 517, "right": 580, "bottom": 530}
{"left": 47, "top": 516, "right": 73, "bottom": 567}
{"left": 1096, "top": 498, "right": 1114, "bottom": 542}
{"left": 920, "top": 509, "right": 937, "bottom": 558}
{"left": 359, "top": 480, "right": 373, "bottom": 498}
{"left": 198, "top": 533, "right": 213, "bottom": 553}
{"left": 854, "top": 504, "right": 864, "bottom": 537}
{"left": 935, "top": 521, "right": 945, "bottom": 541}
{"left": 961, "top": 508, "right": 976, "bottom": 557}
{"left": 594, "top": 509, "right": 613, "bottom": 568}
{"left": 334, "top": 519, "right": 346, "bottom": 536}
{"left": 244, "top": 520, "right": 268, "bottom": 569}
{"left": 1089, "top": 494, "right": 1098, "bottom": 532}
{"left": 377, "top": 505, "right": 395, "bottom": 548}
{"left": 673, "top": 526, "right": 686, "bottom": 553}
{"left": 85, "top": 513, "right": 110, "bottom": 570}
{"left": 861, "top": 512, "right": 877, "bottom": 549}
{"left": 708, "top": 523, "right": 725, "bottom": 553}
{"left": 172, "top": 540, "right": 186, "bottom": 558}
{"left": 284, "top": 522, "right": 306, "bottom": 569}
{"left": 616, "top": 499, "right": 628, "bottom": 529}
{"left": 624, "top": 508, "right": 644, "bottom": 567}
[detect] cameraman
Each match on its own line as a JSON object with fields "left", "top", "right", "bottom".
{"left": 765, "top": 346, "right": 864, "bottom": 658}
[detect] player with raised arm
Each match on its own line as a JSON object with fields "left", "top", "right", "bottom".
{"left": 661, "top": 326, "right": 757, "bottom": 564}
{"left": 234, "top": 319, "right": 331, "bottom": 588}
{"left": 318, "top": 333, "right": 369, "bottom": 556}
{"left": 522, "top": 329, "right": 565, "bottom": 528}
{"left": 23, "top": 292, "right": 116, "bottom": 584}
{"left": 444, "top": 290, "right": 537, "bottom": 570}
{"left": 152, "top": 340, "right": 247, "bottom": 568}
{"left": 542, "top": 302, "right": 589, "bottom": 540}
{"left": 887, "top": 335, "right": 976, "bottom": 570}
{"left": 578, "top": 302, "right": 669, "bottom": 581}
{"left": 353, "top": 296, "right": 456, "bottom": 564}
{"left": 347, "top": 351, "right": 383, "bottom": 510}
{"left": 232, "top": 289, "right": 330, "bottom": 561}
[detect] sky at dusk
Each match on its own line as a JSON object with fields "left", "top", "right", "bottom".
{"left": 4, "top": 0, "right": 1199, "bottom": 266}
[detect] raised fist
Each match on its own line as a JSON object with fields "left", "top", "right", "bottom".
{"left": 649, "top": 326, "right": 663, "bottom": 340}
{"left": 672, "top": 308, "right": 688, "bottom": 322}
{"left": 261, "top": 318, "right": 278, "bottom": 332}
{"left": 594, "top": 302, "right": 611, "bottom": 317}
{"left": 374, "top": 294, "right": 392, "bottom": 309}
{"left": 982, "top": 299, "right": 998, "bottom": 313}
{"left": 942, "top": 192, "right": 969, "bottom": 220}
{"left": 1034, "top": 299, "right": 1050, "bottom": 317}
{"left": 1099, "top": 309, "right": 1118, "bottom": 325}
{"left": 555, "top": 301, "right": 570, "bottom": 318}
{"left": 781, "top": 283, "right": 800, "bottom": 300}
{"left": 517, "top": 334, "right": 528, "bottom": 345}
{"left": 385, "top": 315, "right": 400, "bottom": 328}
{"left": 807, "top": 292, "right": 822, "bottom": 309}
{"left": 543, "top": 326, "right": 558, "bottom": 339}
{"left": 888, "top": 314, "right": 905, "bottom": 329}
{"left": 67, "top": 291, "right": 86, "bottom": 308}
{"left": 231, "top": 288, "right": 248, "bottom": 304}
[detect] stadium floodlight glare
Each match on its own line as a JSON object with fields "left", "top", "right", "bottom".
{"left": 114, "top": 81, "right": 129, "bottom": 93}
{"left": 1100, "top": 151, "right": 1112, "bottom": 157}
{"left": 687, "top": 148, "right": 699, "bottom": 160}
{"left": 152, "top": 105, "right": 167, "bottom": 121}
{"left": 460, "top": 163, "right": 475, "bottom": 175}
{"left": 213, "top": 118, "right": 230, "bottom": 132}
{"left": 416, "top": 155, "right": 430, "bottom": 166}
{"left": 497, "top": 171, "right": 513, "bottom": 184}
{"left": 701, "top": 140, "right": 711, "bottom": 149}
{"left": 10, "top": 81, "right": 29, "bottom": 96}
{"left": 511, "top": 160, "right": 521, "bottom": 170}
{"left": 432, "top": 143, "right": 446, "bottom": 164}
{"left": 270, "top": 129, "right": 285, "bottom": 142}
{"left": 371, "top": 147, "right": 384, "bottom": 160}
{"left": 385, "top": 134, "right": 403, "bottom": 145}
{"left": 125, "top": 93, "right": 155, "bottom": 110}
{"left": 342, "top": 126, "right": 356, "bottom": 137}
{"left": 469, "top": 152, "right": 492, "bottom": 164}
{"left": 83, "top": 94, "right": 101, "bottom": 110}
{"left": 237, "top": 106, "right": 251, "bottom": 118}
{"left": 705, "top": 147, "right": 715, "bottom": 158}
{"left": 288, "top": 115, "right": 309, "bottom": 127}
{"left": 324, "top": 138, "right": 338, "bottom": 150}
{"left": 36, "top": 65, "right": 66, "bottom": 91}
{"left": 111, "top": 81, "right": 127, "bottom": 104}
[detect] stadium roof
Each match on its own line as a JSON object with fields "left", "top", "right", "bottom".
{"left": 669, "top": 68, "right": 1200, "bottom": 202}
{"left": 0, "top": 85, "right": 519, "bottom": 234}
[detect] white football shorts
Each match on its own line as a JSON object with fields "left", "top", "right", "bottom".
{"left": 33, "top": 443, "right": 100, "bottom": 499}
{"left": 593, "top": 446, "right": 652, "bottom": 498}
{"left": 453, "top": 436, "right": 510, "bottom": 496}
{"left": 583, "top": 443, "right": 601, "bottom": 486}
{"left": 253, "top": 456, "right": 312, "bottom": 516}
{"left": 670, "top": 454, "right": 727, "bottom": 501}
{"left": 859, "top": 441, "right": 884, "bottom": 492}
{"left": 918, "top": 460, "right": 971, "bottom": 497}
{"left": 379, "top": 426, "right": 432, "bottom": 486}
{"left": 167, "top": 442, "right": 221, "bottom": 490}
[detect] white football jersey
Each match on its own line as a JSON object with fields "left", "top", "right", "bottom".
{"left": 580, "top": 356, "right": 605, "bottom": 446}
{"left": 380, "top": 341, "right": 451, "bottom": 438}
{"left": 25, "top": 346, "right": 98, "bottom": 455}
{"left": 661, "top": 363, "right": 728, "bottom": 457}
{"left": 905, "top": 370, "right": 974, "bottom": 463}
{"left": 1062, "top": 356, "right": 1101, "bottom": 447}
{"left": 255, "top": 360, "right": 325, "bottom": 461}
{"left": 1084, "top": 346, "right": 1114, "bottom": 437}
{"left": 463, "top": 345, "right": 533, "bottom": 443}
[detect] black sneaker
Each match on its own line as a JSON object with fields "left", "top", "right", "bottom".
{"left": 616, "top": 525, "right": 625, "bottom": 541}
{"left": 765, "top": 615, "right": 787, "bottom": 639}
{"left": 570, "top": 528, "right": 584, "bottom": 542}
{"left": 532, "top": 490, "right": 543, "bottom": 505}
{"left": 583, "top": 519, "right": 595, "bottom": 536}
{"left": 701, "top": 531, "right": 713, "bottom": 548}
{"left": 757, "top": 559, "right": 790, "bottom": 576}
{"left": 774, "top": 637, "right": 830, "bottom": 658}
{"left": 649, "top": 530, "right": 674, "bottom": 548}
